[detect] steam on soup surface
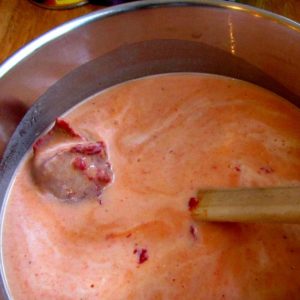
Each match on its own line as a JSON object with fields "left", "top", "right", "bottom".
{"left": 2, "top": 74, "right": 300, "bottom": 299}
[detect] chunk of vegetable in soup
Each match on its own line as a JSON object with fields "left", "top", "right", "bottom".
{"left": 2, "top": 74, "right": 300, "bottom": 299}
{"left": 32, "top": 118, "right": 113, "bottom": 202}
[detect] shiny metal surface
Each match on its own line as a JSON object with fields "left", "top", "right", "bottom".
{"left": 0, "top": 0, "right": 300, "bottom": 298}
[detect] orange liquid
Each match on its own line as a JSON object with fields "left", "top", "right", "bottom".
{"left": 3, "top": 74, "right": 300, "bottom": 299}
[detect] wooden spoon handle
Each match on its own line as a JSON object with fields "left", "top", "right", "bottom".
{"left": 192, "top": 187, "right": 300, "bottom": 223}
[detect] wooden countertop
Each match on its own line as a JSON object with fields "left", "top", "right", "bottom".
{"left": 0, "top": 0, "right": 101, "bottom": 64}
{"left": 0, "top": 0, "right": 300, "bottom": 64}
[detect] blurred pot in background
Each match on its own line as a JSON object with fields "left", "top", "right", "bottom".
{"left": 30, "top": 0, "right": 89, "bottom": 9}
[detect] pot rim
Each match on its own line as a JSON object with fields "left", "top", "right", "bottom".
{"left": 1, "top": 0, "right": 300, "bottom": 79}
{"left": 1, "top": 1, "right": 300, "bottom": 299}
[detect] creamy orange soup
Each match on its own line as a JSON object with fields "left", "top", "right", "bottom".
{"left": 2, "top": 74, "right": 300, "bottom": 299}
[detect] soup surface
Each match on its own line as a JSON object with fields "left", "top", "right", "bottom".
{"left": 2, "top": 74, "right": 300, "bottom": 299}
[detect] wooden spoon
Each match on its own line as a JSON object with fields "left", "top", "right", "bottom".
{"left": 192, "top": 187, "right": 300, "bottom": 223}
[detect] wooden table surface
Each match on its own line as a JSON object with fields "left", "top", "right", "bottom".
{"left": 0, "top": 0, "right": 102, "bottom": 64}
{"left": 0, "top": 0, "right": 300, "bottom": 64}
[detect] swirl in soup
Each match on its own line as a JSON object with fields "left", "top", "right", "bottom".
{"left": 2, "top": 74, "right": 300, "bottom": 299}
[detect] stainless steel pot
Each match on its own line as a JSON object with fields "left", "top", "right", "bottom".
{"left": 0, "top": 0, "right": 300, "bottom": 298}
